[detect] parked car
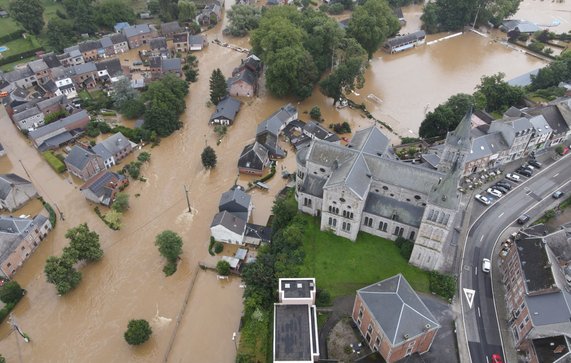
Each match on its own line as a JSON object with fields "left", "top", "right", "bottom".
{"left": 553, "top": 191, "right": 564, "bottom": 199}
{"left": 517, "top": 214, "right": 530, "bottom": 225}
{"left": 515, "top": 168, "right": 532, "bottom": 177}
{"left": 521, "top": 163, "right": 535, "bottom": 171}
{"left": 475, "top": 194, "right": 491, "bottom": 206}
{"left": 494, "top": 185, "right": 509, "bottom": 194}
{"left": 491, "top": 354, "right": 503, "bottom": 363}
{"left": 482, "top": 258, "right": 491, "bottom": 273}
{"left": 528, "top": 160, "right": 542, "bottom": 168}
{"left": 506, "top": 173, "right": 521, "bottom": 182}
{"left": 496, "top": 181, "right": 512, "bottom": 190}
{"left": 487, "top": 188, "right": 503, "bottom": 198}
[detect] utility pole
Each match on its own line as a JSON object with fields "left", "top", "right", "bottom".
{"left": 472, "top": 3, "right": 482, "bottom": 29}
{"left": 184, "top": 185, "right": 191, "bottom": 213}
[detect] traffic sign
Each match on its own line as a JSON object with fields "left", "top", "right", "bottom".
{"left": 463, "top": 288, "right": 475, "bottom": 309}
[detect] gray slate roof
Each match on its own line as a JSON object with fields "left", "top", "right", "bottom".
{"left": 100, "top": 36, "right": 113, "bottom": 48}
{"left": 189, "top": 35, "right": 205, "bottom": 46}
{"left": 94, "top": 132, "right": 131, "bottom": 157}
{"left": 73, "top": 62, "right": 97, "bottom": 75}
{"left": 96, "top": 58, "right": 123, "bottom": 77}
{"left": 80, "top": 171, "right": 126, "bottom": 206}
{"left": 161, "top": 58, "right": 181, "bottom": 72}
{"left": 123, "top": 24, "right": 152, "bottom": 38}
{"left": 364, "top": 193, "right": 425, "bottom": 227}
{"left": 238, "top": 142, "right": 268, "bottom": 171}
{"left": 219, "top": 186, "right": 251, "bottom": 215}
{"left": 357, "top": 274, "right": 440, "bottom": 346}
{"left": 210, "top": 97, "right": 241, "bottom": 122}
{"left": 78, "top": 40, "right": 102, "bottom": 52}
{"left": 467, "top": 132, "right": 509, "bottom": 162}
{"left": 160, "top": 21, "right": 182, "bottom": 34}
{"left": 0, "top": 215, "right": 48, "bottom": 263}
{"left": 150, "top": 37, "right": 167, "bottom": 50}
{"left": 256, "top": 104, "right": 297, "bottom": 136}
{"left": 527, "top": 291, "right": 571, "bottom": 327}
{"left": 0, "top": 174, "right": 33, "bottom": 200}
{"left": 3, "top": 68, "right": 33, "bottom": 83}
{"left": 300, "top": 174, "right": 326, "bottom": 198}
{"left": 210, "top": 210, "right": 247, "bottom": 235}
{"left": 65, "top": 145, "right": 97, "bottom": 170}
{"left": 28, "top": 110, "right": 89, "bottom": 140}
{"left": 28, "top": 59, "right": 49, "bottom": 73}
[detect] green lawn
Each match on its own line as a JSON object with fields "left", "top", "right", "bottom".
{"left": 299, "top": 215, "right": 430, "bottom": 299}
{"left": 0, "top": 17, "right": 22, "bottom": 35}
{"left": 0, "top": 55, "right": 36, "bottom": 71}
{"left": 0, "top": 36, "right": 40, "bottom": 58}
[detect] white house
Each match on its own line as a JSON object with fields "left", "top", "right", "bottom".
{"left": 210, "top": 211, "right": 246, "bottom": 244}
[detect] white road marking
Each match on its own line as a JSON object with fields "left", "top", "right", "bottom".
{"left": 463, "top": 288, "right": 476, "bottom": 309}
{"left": 486, "top": 357, "right": 490, "bottom": 363}
{"left": 475, "top": 267, "right": 478, "bottom": 276}
{"left": 498, "top": 212, "right": 504, "bottom": 218}
{"left": 480, "top": 235, "right": 484, "bottom": 242}
{"left": 553, "top": 173, "right": 559, "bottom": 178}
{"left": 478, "top": 307, "right": 481, "bottom": 318}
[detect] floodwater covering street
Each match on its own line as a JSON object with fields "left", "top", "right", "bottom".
{"left": 0, "top": 1, "right": 564, "bottom": 362}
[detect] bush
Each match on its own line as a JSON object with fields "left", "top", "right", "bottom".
{"left": 327, "top": 3, "right": 344, "bottom": 14}
{"left": 556, "top": 145, "right": 564, "bottom": 155}
{"left": 43, "top": 151, "right": 66, "bottom": 173}
{"left": 42, "top": 200, "right": 57, "bottom": 227}
{"left": 429, "top": 271, "right": 456, "bottom": 300}
{"left": 528, "top": 41, "right": 545, "bottom": 53}
{"left": 309, "top": 106, "right": 321, "bottom": 121}
{"left": 332, "top": 122, "right": 351, "bottom": 134}
{"left": 216, "top": 260, "right": 231, "bottom": 276}
{"left": 163, "top": 261, "right": 177, "bottom": 276}
{"left": 44, "top": 109, "right": 68, "bottom": 124}
{"left": 0, "top": 280, "right": 24, "bottom": 304}
{"left": 124, "top": 319, "right": 152, "bottom": 345}
{"left": 400, "top": 137, "right": 420, "bottom": 144}
{"left": 214, "top": 242, "right": 224, "bottom": 254}
{"left": 137, "top": 152, "right": 151, "bottom": 163}
{"left": 394, "top": 237, "right": 414, "bottom": 260}
{"left": 316, "top": 288, "right": 331, "bottom": 306}
{"left": 208, "top": 236, "right": 216, "bottom": 256}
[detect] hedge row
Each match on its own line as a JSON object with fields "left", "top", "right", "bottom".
{"left": 42, "top": 151, "right": 66, "bottom": 173}
{"left": 0, "top": 47, "right": 43, "bottom": 67}
{"left": 0, "top": 30, "right": 24, "bottom": 45}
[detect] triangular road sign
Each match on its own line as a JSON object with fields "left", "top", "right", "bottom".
{"left": 463, "top": 288, "right": 476, "bottom": 309}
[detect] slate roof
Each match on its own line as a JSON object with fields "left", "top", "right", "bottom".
{"left": 229, "top": 68, "right": 257, "bottom": 86}
{"left": 173, "top": 32, "right": 189, "bottom": 43}
{"left": 467, "top": 132, "right": 509, "bottom": 162}
{"left": 210, "top": 210, "right": 247, "bottom": 235}
{"left": 245, "top": 223, "right": 272, "bottom": 242}
{"left": 529, "top": 115, "right": 551, "bottom": 136}
{"left": 114, "top": 22, "right": 130, "bottom": 33}
{"left": 348, "top": 126, "right": 390, "bottom": 156}
{"left": 219, "top": 185, "right": 251, "bottom": 215}
{"left": 148, "top": 56, "right": 161, "bottom": 69}
{"left": 527, "top": 105, "right": 569, "bottom": 135}
{"left": 95, "top": 132, "right": 131, "bottom": 156}
{"left": 385, "top": 31, "right": 426, "bottom": 48}
{"left": 502, "top": 19, "right": 540, "bottom": 33}
{"left": 51, "top": 66, "right": 76, "bottom": 80}
{"left": 256, "top": 104, "right": 297, "bottom": 136}
{"left": 73, "top": 62, "right": 97, "bottom": 75}
{"left": 364, "top": 193, "right": 425, "bottom": 227}
{"left": 100, "top": 36, "right": 113, "bottom": 48}
{"left": 12, "top": 106, "right": 40, "bottom": 123}
{"left": 0, "top": 174, "right": 33, "bottom": 200}
{"left": 508, "top": 69, "right": 540, "bottom": 87}
{"left": 210, "top": 97, "right": 241, "bottom": 122}
{"left": 161, "top": 58, "right": 181, "bottom": 72}
{"left": 123, "top": 24, "right": 152, "bottom": 38}
{"left": 238, "top": 142, "right": 268, "bottom": 171}
{"left": 64, "top": 145, "right": 98, "bottom": 170}
{"left": 28, "top": 110, "right": 89, "bottom": 140}
{"left": 96, "top": 58, "right": 123, "bottom": 77}
{"left": 445, "top": 109, "right": 473, "bottom": 152}
{"left": 80, "top": 171, "right": 126, "bottom": 206}
{"left": 304, "top": 121, "right": 336, "bottom": 141}
{"left": 3, "top": 68, "right": 33, "bottom": 83}
{"left": 189, "top": 35, "right": 205, "bottom": 46}
{"left": 110, "top": 33, "right": 128, "bottom": 45}
{"left": 78, "top": 40, "right": 102, "bottom": 52}
{"left": 160, "top": 21, "right": 182, "bottom": 34}
{"left": 300, "top": 174, "right": 327, "bottom": 198}
{"left": 150, "top": 37, "right": 168, "bottom": 50}
{"left": 0, "top": 215, "right": 48, "bottom": 263}
{"left": 27, "top": 59, "right": 49, "bottom": 73}
{"left": 357, "top": 274, "right": 440, "bottom": 346}
{"left": 37, "top": 95, "right": 66, "bottom": 111}
{"left": 527, "top": 291, "right": 571, "bottom": 327}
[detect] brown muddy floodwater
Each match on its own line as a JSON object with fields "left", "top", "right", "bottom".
{"left": 0, "top": 1, "right": 561, "bottom": 363}
{"left": 514, "top": 0, "right": 571, "bottom": 33}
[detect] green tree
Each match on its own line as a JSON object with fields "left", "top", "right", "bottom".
{"left": 201, "top": 146, "right": 217, "bottom": 169}
{"left": 299, "top": 9, "right": 345, "bottom": 73}
{"left": 420, "top": 2, "right": 439, "bottom": 34}
{"left": 9, "top": 0, "right": 45, "bottom": 34}
{"left": 148, "top": 0, "right": 160, "bottom": 14}
{"left": 112, "top": 192, "right": 130, "bottom": 212}
{"left": 155, "top": 230, "right": 183, "bottom": 262}
{"left": 159, "top": 0, "right": 179, "bottom": 21}
{"left": 124, "top": 319, "right": 152, "bottom": 345}
{"left": 0, "top": 354, "right": 5, "bottom": 363}
{"left": 271, "top": 190, "right": 298, "bottom": 233}
{"left": 266, "top": 46, "right": 318, "bottom": 99}
{"left": 44, "top": 255, "right": 82, "bottom": 295}
{"left": 63, "top": 0, "right": 97, "bottom": 34}
{"left": 475, "top": 73, "right": 525, "bottom": 113}
{"left": 143, "top": 75, "right": 189, "bottom": 136}
{"left": 225, "top": 4, "right": 261, "bottom": 37}
{"left": 113, "top": 78, "right": 145, "bottom": 119}
{"left": 104, "top": 209, "right": 122, "bottom": 230}
{"left": 177, "top": 0, "right": 196, "bottom": 22}
{"left": 529, "top": 51, "right": 571, "bottom": 90}
{"left": 0, "top": 280, "right": 24, "bottom": 304}
{"left": 347, "top": 0, "right": 400, "bottom": 58}
{"left": 209, "top": 68, "right": 228, "bottom": 105}
{"left": 138, "top": 152, "right": 151, "bottom": 162}
{"left": 95, "top": 0, "right": 136, "bottom": 28}
{"left": 121, "top": 99, "right": 146, "bottom": 119}
{"left": 46, "top": 18, "right": 76, "bottom": 52}
{"left": 251, "top": 15, "right": 304, "bottom": 61}
{"left": 64, "top": 224, "right": 104, "bottom": 262}
{"left": 419, "top": 93, "right": 474, "bottom": 138}
{"left": 309, "top": 106, "right": 321, "bottom": 120}
{"left": 216, "top": 260, "right": 231, "bottom": 276}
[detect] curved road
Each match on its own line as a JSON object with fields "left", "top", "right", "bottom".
{"left": 460, "top": 155, "right": 571, "bottom": 363}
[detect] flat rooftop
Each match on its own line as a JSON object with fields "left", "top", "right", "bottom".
{"left": 532, "top": 335, "right": 570, "bottom": 363}
{"left": 274, "top": 304, "right": 311, "bottom": 362}
{"left": 516, "top": 237, "right": 556, "bottom": 294}
{"left": 280, "top": 278, "right": 315, "bottom": 299}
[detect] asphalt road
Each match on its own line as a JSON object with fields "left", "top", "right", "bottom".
{"left": 460, "top": 155, "right": 571, "bottom": 363}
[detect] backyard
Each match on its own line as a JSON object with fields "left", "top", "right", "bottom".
{"left": 299, "top": 215, "right": 430, "bottom": 299}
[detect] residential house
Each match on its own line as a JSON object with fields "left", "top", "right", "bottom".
{"left": 148, "top": 56, "right": 162, "bottom": 76}
{"left": 2, "top": 67, "right": 36, "bottom": 89}
{"left": 161, "top": 58, "right": 182, "bottom": 78}
{"left": 303, "top": 121, "right": 340, "bottom": 143}
{"left": 78, "top": 40, "right": 103, "bottom": 62}
{"left": 27, "top": 59, "right": 51, "bottom": 84}
{"left": 114, "top": 22, "right": 130, "bottom": 33}
{"left": 64, "top": 145, "right": 106, "bottom": 181}
{"left": 91, "top": 132, "right": 134, "bottom": 168}
{"left": 80, "top": 171, "right": 129, "bottom": 206}
{"left": 210, "top": 210, "right": 247, "bottom": 244}
{"left": 37, "top": 95, "right": 67, "bottom": 116}
{"left": 173, "top": 32, "right": 190, "bottom": 53}
{"left": 72, "top": 62, "right": 97, "bottom": 89}
{"left": 11, "top": 100, "right": 44, "bottom": 131}
{"left": 58, "top": 46, "right": 84, "bottom": 67}
{"left": 499, "top": 225, "right": 571, "bottom": 363}
{"left": 196, "top": 2, "right": 222, "bottom": 27}
{"left": 52, "top": 67, "right": 77, "bottom": 99}
{"left": 99, "top": 33, "right": 129, "bottom": 56}
{"left": 28, "top": 110, "right": 90, "bottom": 151}
{"left": 526, "top": 115, "right": 552, "bottom": 153}
{"left": 189, "top": 35, "right": 207, "bottom": 51}
{"left": 39, "top": 80, "right": 60, "bottom": 98}
{"left": 209, "top": 97, "right": 241, "bottom": 125}
{"left": 218, "top": 185, "right": 252, "bottom": 221}
{"left": 501, "top": 19, "right": 540, "bottom": 34}
{"left": 160, "top": 21, "right": 182, "bottom": 39}
{"left": 237, "top": 142, "right": 270, "bottom": 175}
{"left": 352, "top": 274, "right": 440, "bottom": 362}
{"left": 255, "top": 103, "right": 297, "bottom": 158}
{"left": 0, "top": 174, "right": 38, "bottom": 212}
{"left": 100, "top": 36, "right": 116, "bottom": 57}
{"left": 273, "top": 278, "right": 319, "bottom": 362}
{"left": 243, "top": 223, "right": 272, "bottom": 246}
{"left": 149, "top": 37, "right": 169, "bottom": 57}
{"left": 123, "top": 24, "right": 156, "bottom": 48}
{"left": 0, "top": 215, "right": 52, "bottom": 278}
{"left": 41, "top": 52, "right": 62, "bottom": 69}
{"left": 525, "top": 99, "right": 571, "bottom": 146}
{"left": 96, "top": 58, "right": 124, "bottom": 83}
{"left": 487, "top": 116, "right": 534, "bottom": 162}
{"left": 227, "top": 68, "right": 257, "bottom": 97}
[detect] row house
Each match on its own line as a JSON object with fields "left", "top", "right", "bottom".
{"left": 2, "top": 67, "right": 36, "bottom": 89}
{"left": 149, "top": 37, "right": 169, "bottom": 58}
{"left": 9, "top": 95, "right": 67, "bottom": 131}
{"left": 60, "top": 46, "right": 85, "bottom": 67}
{"left": 227, "top": 54, "right": 262, "bottom": 97}
{"left": 525, "top": 99, "right": 571, "bottom": 146}
{"left": 80, "top": 171, "right": 129, "bottom": 207}
{"left": 40, "top": 53, "right": 62, "bottom": 69}
{"left": 499, "top": 225, "right": 571, "bottom": 363}
{"left": 160, "top": 21, "right": 182, "bottom": 39}
{"left": 173, "top": 33, "right": 207, "bottom": 53}
{"left": 28, "top": 110, "right": 90, "bottom": 151}
{"left": 99, "top": 33, "right": 129, "bottom": 57}
{"left": 488, "top": 116, "right": 534, "bottom": 163}
{"left": 52, "top": 66, "right": 77, "bottom": 99}
{"left": 123, "top": 24, "right": 157, "bottom": 48}
{"left": 149, "top": 56, "right": 182, "bottom": 80}
{"left": 64, "top": 145, "right": 105, "bottom": 181}
{"left": 0, "top": 214, "right": 52, "bottom": 278}
{"left": 78, "top": 40, "right": 103, "bottom": 62}
{"left": 95, "top": 58, "right": 125, "bottom": 84}
{"left": 72, "top": 62, "right": 97, "bottom": 89}
{"left": 27, "top": 59, "right": 51, "bottom": 84}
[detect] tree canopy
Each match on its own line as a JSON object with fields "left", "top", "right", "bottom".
{"left": 63, "top": 0, "right": 98, "bottom": 34}
{"left": 94, "top": 0, "right": 136, "bottom": 28}
{"left": 9, "top": 0, "right": 45, "bottom": 34}
{"left": 216, "top": 260, "right": 231, "bottom": 276}
{"left": 201, "top": 146, "right": 217, "bottom": 169}
{"left": 0, "top": 280, "right": 24, "bottom": 304}
{"left": 44, "top": 255, "right": 82, "bottom": 295}
{"left": 225, "top": 4, "right": 261, "bottom": 37}
{"left": 155, "top": 230, "right": 183, "bottom": 262}
{"left": 143, "top": 75, "right": 189, "bottom": 136}
{"left": 347, "top": 0, "right": 400, "bottom": 58}
{"left": 64, "top": 223, "right": 103, "bottom": 262}
{"left": 419, "top": 93, "right": 474, "bottom": 139}
{"left": 474, "top": 73, "right": 525, "bottom": 114}
{"left": 529, "top": 51, "right": 571, "bottom": 91}
{"left": 209, "top": 68, "right": 228, "bottom": 105}
{"left": 124, "top": 319, "right": 152, "bottom": 345}
{"left": 112, "top": 192, "right": 130, "bottom": 213}
{"left": 46, "top": 18, "right": 76, "bottom": 53}
{"left": 178, "top": 0, "right": 196, "bottom": 22}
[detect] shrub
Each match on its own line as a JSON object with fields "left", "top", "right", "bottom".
{"left": 163, "top": 261, "right": 177, "bottom": 276}
{"left": 208, "top": 236, "right": 216, "bottom": 256}
{"left": 214, "top": 242, "right": 224, "bottom": 254}
{"left": 528, "top": 41, "right": 545, "bottom": 53}
{"left": 43, "top": 201, "right": 57, "bottom": 227}
{"left": 0, "top": 281, "right": 24, "bottom": 304}
{"left": 400, "top": 137, "right": 420, "bottom": 144}
{"left": 43, "top": 151, "right": 66, "bottom": 173}
{"left": 137, "top": 152, "right": 151, "bottom": 163}
{"left": 332, "top": 122, "right": 351, "bottom": 134}
{"left": 216, "top": 260, "right": 231, "bottom": 276}
{"left": 44, "top": 109, "right": 68, "bottom": 124}
{"left": 429, "top": 271, "right": 456, "bottom": 300}
{"left": 394, "top": 237, "right": 414, "bottom": 260}
{"left": 124, "top": 319, "right": 152, "bottom": 345}
{"left": 555, "top": 145, "right": 564, "bottom": 155}
{"left": 316, "top": 288, "right": 331, "bottom": 306}
{"left": 327, "top": 3, "right": 344, "bottom": 14}
{"left": 309, "top": 106, "right": 321, "bottom": 121}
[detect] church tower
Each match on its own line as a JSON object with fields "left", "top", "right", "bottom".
{"left": 437, "top": 109, "right": 473, "bottom": 174}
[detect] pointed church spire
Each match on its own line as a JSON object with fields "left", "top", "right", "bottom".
{"left": 445, "top": 108, "right": 473, "bottom": 152}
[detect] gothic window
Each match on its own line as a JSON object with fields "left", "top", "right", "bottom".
{"left": 333, "top": 219, "right": 337, "bottom": 227}
{"left": 409, "top": 231, "right": 416, "bottom": 240}
{"left": 393, "top": 226, "right": 400, "bottom": 235}
{"left": 304, "top": 198, "right": 312, "bottom": 207}
{"left": 442, "top": 214, "right": 450, "bottom": 225}
{"left": 364, "top": 217, "right": 369, "bottom": 226}
{"left": 437, "top": 212, "right": 444, "bottom": 224}
{"left": 398, "top": 228, "right": 404, "bottom": 237}
{"left": 427, "top": 209, "right": 434, "bottom": 221}
{"left": 342, "top": 222, "right": 346, "bottom": 230}
{"left": 328, "top": 217, "right": 333, "bottom": 226}
{"left": 367, "top": 217, "right": 372, "bottom": 227}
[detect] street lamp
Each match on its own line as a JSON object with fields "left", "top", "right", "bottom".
{"left": 232, "top": 332, "right": 238, "bottom": 352}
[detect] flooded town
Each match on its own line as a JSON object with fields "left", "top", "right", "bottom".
{"left": 0, "top": 0, "right": 570, "bottom": 362}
